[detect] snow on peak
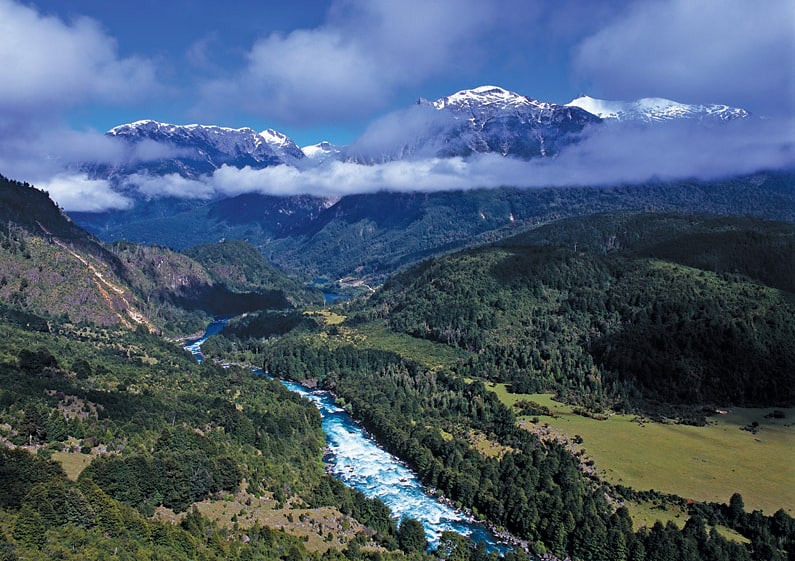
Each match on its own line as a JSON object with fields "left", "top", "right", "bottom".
{"left": 566, "top": 95, "right": 749, "bottom": 122}
{"left": 302, "top": 141, "right": 341, "bottom": 164}
{"left": 431, "top": 85, "right": 547, "bottom": 111}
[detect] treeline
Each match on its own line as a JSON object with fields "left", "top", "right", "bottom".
{"left": 263, "top": 337, "right": 791, "bottom": 559}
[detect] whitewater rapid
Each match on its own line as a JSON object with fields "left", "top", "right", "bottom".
{"left": 184, "top": 320, "right": 506, "bottom": 552}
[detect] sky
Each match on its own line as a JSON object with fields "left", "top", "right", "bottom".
{"left": 0, "top": 0, "right": 793, "bottom": 210}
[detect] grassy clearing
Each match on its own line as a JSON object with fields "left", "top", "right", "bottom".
{"left": 623, "top": 499, "right": 749, "bottom": 543}
{"left": 625, "top": 499, "right": 687, "bottom": 530}
{"left": 307, "top": 309, "right": 347, "bottom": 326}
{"left": 51, "top": 451, "right": 93, "bottom": 480}
{"left": 487, "top": 384, "right": 795, "bottom": 515}
{"left": 154, "top": 492, "right": 376, "bottom": 554}
{"left": 351, "top": 321, "right": 466, "bottom": 370}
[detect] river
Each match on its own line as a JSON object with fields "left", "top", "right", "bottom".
{"left": 184, "top": 321, "right": 508, "bottom": 553}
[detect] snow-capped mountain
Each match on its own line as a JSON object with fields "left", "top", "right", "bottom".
{"left": 93, "top": 120, "right": 305, "bottom": 180}
{"left": 347, "top": 85, "right": 601, "bottom": 163}
{"left": 302, "top": 141, "right": 342, "bottom": 164}
{"left": 84, "top": 87, "right": 751, "bottom": 190}
{"left": 566, "top": 95, "right": 749, "bottom": 123}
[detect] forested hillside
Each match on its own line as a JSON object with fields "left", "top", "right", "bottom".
{"left": 72, "top": 172, "right": 795, "bottom": 281}
{"left": 355, "top": 213, "right": 795, "bottom": 412}
{"left": 0, "top": 305, "right": 449, "bottom": 559}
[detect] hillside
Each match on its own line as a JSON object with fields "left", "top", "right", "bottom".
{"left": 250, "top": 211, "right": 795, "bottom": 559}
{"left": 0, "top": 301, "right": 407, "bottom": 559}
{"left": 71, "top": 172, "right": 795, "bottom": 281}
{"left": 0, "top": 175, "right": 320, "bottom": 333}
{"left": 182, "top": 239, "right": 323, "bottom": 306}
{"left": 0, "top": 176, "right": 417, "bottom": 559}
{"left": 354, "top": 213, "right": 795, "bottom": 412}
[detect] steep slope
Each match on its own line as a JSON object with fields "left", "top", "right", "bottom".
{"left": 182, "top": 239, "right": 324, "bottom": 306}
{"left": 0, "top": 175, "right": 156, "bottom": 329}
{"left": 0, "top": 175, "right": 319, "bottom": 333}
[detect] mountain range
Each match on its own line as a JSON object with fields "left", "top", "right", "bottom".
{"left": 64, "top": 84, "right": 780, "bottom": 283}
{"left": 83, "top": 85, "right": 751, "bottom": 184}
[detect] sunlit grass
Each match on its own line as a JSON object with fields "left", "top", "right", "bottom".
{"left": 487, "top": 383, "right": 795, "bottom": 515}
{"left": 350, "top": 321, "right": 466, "bottom": 370}
{"left": 51, "top": 451, "right": 93, "bottom": 481}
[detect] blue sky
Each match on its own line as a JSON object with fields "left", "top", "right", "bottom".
{"left": 0, "top": 0, "right": 793, "bottom": 209}
{"left": 4, "top": 0, "right": 793, "bottom": 146}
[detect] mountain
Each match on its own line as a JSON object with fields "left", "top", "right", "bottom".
{"left": 72, "top": 172, "right": 795, "bottom": 282}
{"left": 302, "top": 141, "right": 342, "bottom": 164}
{"left": 566, "top": 95, "right": 749, "bottom": 123}
{"left": 87, "top": 120, "right": 305, "bottom": 183}
{"left": 347, "top": 85, "right": 601, "bottom": 162}
{"left": 0, "top": 174, "right": 319, "bottom": 332}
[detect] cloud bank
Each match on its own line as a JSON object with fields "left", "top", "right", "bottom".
{"left": 37, "top": 115, "right": 791, "bottom": 212}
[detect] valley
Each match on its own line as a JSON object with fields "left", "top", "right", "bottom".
{"left": 0, "top": 173, "right": 793, "bottom": 561}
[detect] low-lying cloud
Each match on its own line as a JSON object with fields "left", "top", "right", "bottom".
{"left": 35, "top": 115, "right": 789, "bottom": 212}
{"left": 38, "top": 174, "right": 132, "bottom": 212}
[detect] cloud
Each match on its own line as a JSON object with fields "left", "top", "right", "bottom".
{"left": 0, "top": 0, "right": 157, "bottom": 123}
{"left": 101, "top": 116, "right": 793, "bottom": 207}
{"left": 127, "top": 172, "right": 216, "bottom": 200}
{"left": 573, "top": 0, "right": 795, "bottom": 116}
{"left": 34, "top": 114, "right": 793, "bottom": 213}
{"left": 197, "top": 0, "right": 496, "bottom": 125}
{"left": 38, "top": 174, "right": 132, "bottom": 212}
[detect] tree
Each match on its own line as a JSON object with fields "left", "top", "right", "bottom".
{"left": 728, "top": 492, "right": 746, "bottom": 526}
{"left": 397, "top": 517, "right": 427, "bottom": 553}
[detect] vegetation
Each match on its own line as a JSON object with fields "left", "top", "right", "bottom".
{"left": 356, "top": 213, "right": 795, "bottom": 414}
{"left": 183, "top": 239, "right": 324, "bottom": 306}
{"left": 488, "top": 385, "right": 795, "bottom": 514}
{"left": 261, "top": 333, "right": 793, "bottom": 560}
{"left": 2, "top": 172, "right": 794, "bottom": 560}
{"left": 72, "top": 171, "right": 795, "bottom": 281}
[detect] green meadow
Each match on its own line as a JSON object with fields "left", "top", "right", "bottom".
{"left": 487, "top": 384, "right": 795, "bottom": 515}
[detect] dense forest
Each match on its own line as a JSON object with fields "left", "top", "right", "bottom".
{"left": 354, "top": 214, "right": 795, "bottom": 414}
{"left": 261, "top": 336, "right": 794, "bottom": 560}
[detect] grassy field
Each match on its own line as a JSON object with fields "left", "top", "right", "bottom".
{"left": 154, "top": 492, "right": 378, "bottom": 554}
{"left": 349, "top": 321, "right": 467, "bottom": 370}
{"left": 487, "top": 384, "right": 795, "bottom": 515}
{"left": 51, "top": 451, "right": 93, "bottom": 480}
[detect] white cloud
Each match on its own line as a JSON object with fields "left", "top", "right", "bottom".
{"left": 197, "top": 0, "right": 495, "bottom": 124}
{"left": 127, "top": 172, "right": 216, "bottom": 200}
{"left": 573, "top": 0, "right": 795, "bottom": 116}
{"left": 108, "top": 116, "right": 794, "bottom": 205}
{"left": 39, "top": 174, "right": 132, "bottom": 212}
{"left": 0, "top": 0, "right": 157, "bottom": 121}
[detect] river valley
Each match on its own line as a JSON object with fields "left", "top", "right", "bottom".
{"left": 184, "top": 321, "right": 507, "bottom": 552}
